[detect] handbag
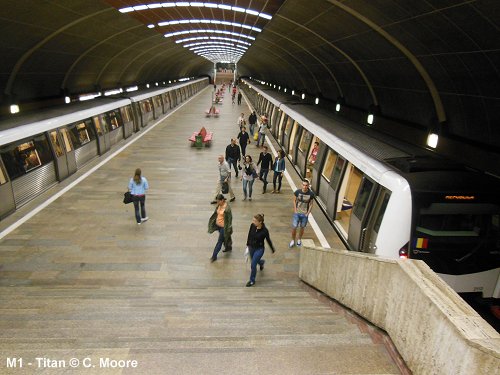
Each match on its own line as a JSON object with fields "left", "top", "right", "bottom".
{"left": 123, "top": 191, "right": 133, "bottom": 204}
{"left": 221, "top": 181, "right": 229, "bottom": 194}
{"left": 253, "top": 132, "right": 258, "bottom": 141}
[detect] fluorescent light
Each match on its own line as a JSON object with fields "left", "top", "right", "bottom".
{"left": 10, "top": 104, "right": 20, "bottom": 113}
{"left": 148, "top": 3, "right": 163, "bottom": 8}
{"left": 291, "top": 90, "right": 295, "bottom": 95}
{"left": 104, "top": 89, "right": 121, "bottom": 96}
{"left": 126, "top": 86, "right": 138, "bottom": 92}
{"left": 335, "top": 103, "right": 341, "bottom": 112}
{"left": 146, "top": 84, "right": 150, "bottom": 88}
{"left": 119, "top": 7, "right": 134, "bottom": 13}
{"left": 427, "top": 133, "right": 439, "bottom": 148}
{"left": 133, "top": 5, "right": 148, "bottom": 11}
{"left": 301, "top": 93, "right": 305, "bottom": 100}
{"left": 315, "top": 98, "right": 319, "bottom": 104}
{"left": 367, "top": 114, "right": 374, "bottom": 125}
{"left": 147, "top": 24, "right": 155, "bottom": 28}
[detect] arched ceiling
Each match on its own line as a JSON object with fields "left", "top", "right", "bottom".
{"left": 0, "top": 0, "right": 499, "bottom": 154}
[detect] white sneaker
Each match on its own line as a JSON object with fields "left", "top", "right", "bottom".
{"left": 297, "top": 240, "right": 302, "bottom": 246}
{"left": 289, "top": 240, "right": 295, "bottom": 248}
{"left": 137, "top": 222, "right": 141, "bottom": 225}
{"left": 141, "top": 217, "right": 149, "bottom": 222}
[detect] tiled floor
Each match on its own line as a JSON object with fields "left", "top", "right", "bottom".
{"left": 0, "top": 86, "right": 403, "bottom": 374}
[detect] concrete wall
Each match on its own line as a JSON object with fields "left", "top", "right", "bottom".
{"left": 299, "top": 246, "right": 500, "bottom": 375}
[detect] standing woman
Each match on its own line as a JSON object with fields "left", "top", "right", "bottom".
{"left": 272, "top": 150, "right": 286, "bottom": 193}
{"left": 241, "top": 155, "right": 258, "bottom": 201}
{"left": 128, "top": 168, "right": 149, "bottom": 225}
{"left": 245, "top": 214, "right": 275, "bottom": 287}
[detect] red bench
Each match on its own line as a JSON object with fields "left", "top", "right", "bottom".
{"left": 188, "top": 126, "right": 213, "bottom": 146}
{"left": 205, "top": 108, "right": 220, "bottom": 117}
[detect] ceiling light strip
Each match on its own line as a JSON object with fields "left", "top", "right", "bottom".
{"left": 156, "top": 19, "right": 261, "bottom": 32}
{"left": 118, "top": 3, "right": 272, "bottom": 20}
{"left": 164, "top": 30, "right": 255, "bottom": 41}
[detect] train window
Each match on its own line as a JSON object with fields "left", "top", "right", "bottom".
{"left": 298, "top": 129, "right": 312, "bottom": 154}
{"left": 373, "top": 193, "right": 390, "bottom": 233}
{"left": 284, "top": 117, "right": 293, "bottom": 136}
{"left": 0, "top": 163, "right": 7, "bottom": 184}
{"left": 120, "top": 106, "right": 133, "bottom": 123}
{"left": 107, "top": 110, "right": 122, "bottom": 130}
{"left": 0, "top": 135, "right": 53, "bottom": 180}
{"left": 322, "top": 149, "right": 338, "bottom": 182}
{"left": 288, "top": 122, "right": 299, "bottom": 160}
{"left": 277, "top": 113, "right": 286, "bottom": 140}
{"left": 353, "top": 178, "right": 374, "bottom": 219}
{"left": 67, "top": 120, "right": 96, "bottom": 149}
{"left": 59, "top": 128, "right": 73, "bottom": 152}
{"left": 416, "top": 214, "right": 483, "bottom": 237}
{"left": 141, "top": 100, "right": 153, "bottom": 113}
{"left": 96, "top": 114, "right": 111, "bottom": 134}
{"left": 49, "top": 131, "right": 64, "bottom": 157}
{"left": 332, "top": 157, "right": 346, "bottom": 188}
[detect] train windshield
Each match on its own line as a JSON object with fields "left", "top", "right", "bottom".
{"left": 412, "top": 203, "right": 500, "bottom": 275}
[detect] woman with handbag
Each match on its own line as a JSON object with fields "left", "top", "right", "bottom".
{"left": 128, "top": 168, "right": 149, "bottom": 225}
{"left": 241, "top": 155, "right": 258, "bottom": 201}
{"left": 245, "top": 213, "right": 275, "bottom": 287}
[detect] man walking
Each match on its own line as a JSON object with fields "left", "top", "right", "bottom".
{"left": 257, "top": 145, "right": 273, "bottom": 193}
{"left": 225, "top": 139, "right": 241, "bottom": 177}
{"left": 211, "top": 155, "right": 236, "bottom": 204}
{"left": 237, "top": 91, "right": 242, "bottom": 105}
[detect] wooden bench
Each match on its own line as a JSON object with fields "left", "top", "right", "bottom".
{"left": 188, "top": 126, "right": 213, "bottom": 147}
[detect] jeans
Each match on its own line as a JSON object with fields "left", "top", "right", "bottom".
{"left": 273, "top": 171, "right": 283, "bottom": 191}
{"left": 132, "top": 195, "right": 146, "bottom": 223}
{"left": 249, "top": 247, "right": 265, "bottom": 283}
{"left": 211, "top": 227, "right": 224, "bottom": 259}
{"left": 259, "top": 168, "right": 269, "bottom": 186}
{"left": 242, "top": 178, "right": 254, "bottom": 198}
{"left": 227, "top": 158, "right": 239, "bottom": 176}
{"left": 257, "top": 133, "right": 265, "bottom": 146}
{"left": 292, "top": 213, "right": 309, "bottom": 228}
{"left": 249, "top": 123, "right": 255, "bottom": 135}
{"left": 240, "top": 143, "right": 248, "bottom": 156}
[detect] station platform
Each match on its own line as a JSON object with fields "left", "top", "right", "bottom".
{"left": 0, "top": 86, "right": 407, "bottom": 374}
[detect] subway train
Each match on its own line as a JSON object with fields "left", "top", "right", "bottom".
{"left": 242, "top": 79, "right": 500, "bottom": 299}
{"left": 0, "top": 77, "right": 208, "bottom": 219}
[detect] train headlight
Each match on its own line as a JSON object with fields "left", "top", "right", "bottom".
{"left": 399, "top": 244, "right": 409, "bottom": 259}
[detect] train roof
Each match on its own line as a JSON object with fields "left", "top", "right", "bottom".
{"left": 127, "top": 77, "right": 207, "bottom": 102}
{"left": 0, "top": 98, "right": 131, "bottom": 147}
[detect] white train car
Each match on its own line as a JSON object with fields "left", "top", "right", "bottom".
{"left": 244, "top": 79, "right": 500, "bottom": 299}
{"left": 0, "top": 78, "right": 208, "bottom": 219}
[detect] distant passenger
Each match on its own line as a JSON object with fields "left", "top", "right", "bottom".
{"left": 208, "top": 194, "right": 233, "bottom": 262}
{"left": 271, "top": 150, "right": 286, "bottom": 194}
{"left": 307, "top": 141, "right": 320, "bottom": 179}
{"left": 256, "top": 120, "right": 267, "bottom": 147}
{"left": 237, "top": 91, "right": 242, "bottom": 105}
{"left": 257, "top": 146, "right": 273, "bottom": 193}
{"left": 245, "top": 213, "right": 275, "bottom": 287}
{"left": 211, "top": 155, "right": 235, "bottom": 204}
{"left": 237, "top": 112, "right": 246, "bottom": 129}
{"left": 128, "top": 168, "right": 149, "bottom": 225}
{"left": 241, "top": 155, "right": 258, "bottom": 201}
{"left": 289, "top": 179, "right": 315, "bottom": 248}
{"left": 237, "top": 126, "right": 251, "bottom": 156}
{"left": 248, "top": 111, "right": 257, "bottom": 135}
{"left": 225, "top": 139, "right": 241, "bottom": 177}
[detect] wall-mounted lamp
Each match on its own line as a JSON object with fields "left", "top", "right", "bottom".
{"left": 315, "top": 97, "right": 319, "bottom": 105}
{"left": 284, "top": 88, "right": 287, "bottom": 93}
{"left": 426, "top": 122, "right": 443, "bottom": 149}
{"left": 291, "top": 90, "right": 295, "bottom": 95}
{"left": 426, "top": 133, "right": 439, "bottom": 149}
{"left": 301, "top": 93, "right": 305, "bottom": 100}
{"left": 10, "top": 104, "right": 20, "bottom": 114}
{"left": 335, "top": 103, "right": 341, "bottom": 112}
{"left": 367, "top": 104, "right": 380, "bottom": 126}
{"left": 278, "top": 86, "right": 281, "bottom": 90}
{"left": 146, "top": 84, "right": 150, "bottom": 88}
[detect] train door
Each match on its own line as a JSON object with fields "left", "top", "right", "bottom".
{"left": 320, "top": 150, "right": 345, "bottom": 217}
{"left": 297, "top": 129, "right": 313, "bottom": 177}
{"left": 48, "top": 129, "right": 77, "bottom": 181}
{"left": 281, "top": 116, "right": 294, "bottom": 148}
{"left": 335, "top": 163, "right": 363, "bottom": 238}
{"left": 0, "top": 158, "right": 15, "bottom": 218}
{"left": 120, "top": 105, "right": 134, "bottom": 138}
{"left": 287, "top": 121, "right": 300, "bottom": 162}
{"left": 359, "top": 189, "right": 391, "bottom": 253}
{"left": 152, "top": 95, "right": 163, "bottom": 118}
{"left": 347, "top": 175, "right": 378, "bottom": 250}
{"left": 270, "top": 106, "right": 279, "bottom": 136}
{"left": 93, "top": 115, "right": 111, "bottom": 155}
{"left": 277, "top": 112, "right": 286, "bottom": 140}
